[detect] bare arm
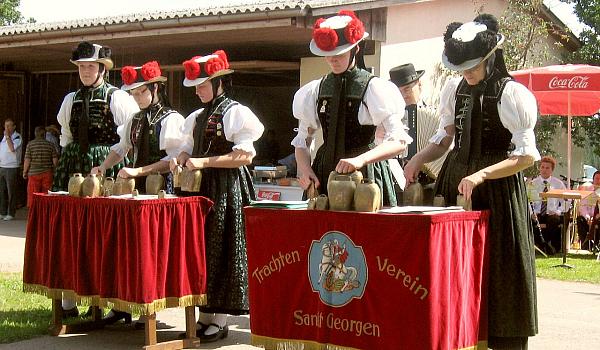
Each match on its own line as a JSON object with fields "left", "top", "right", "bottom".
{"left": 404, "top": 125, "right": 454, "bottom": 183}
{"left": 52, "top": 156, "right": 59, "bottom": 167}
{"left": 459, "top": 155, "right": 535, "bottom": 200}
{"left": 118, "top": 160, "right": 170, "bottom": 178}
{"left": 336, "top": 140, "right": 406, "bottom": 174}
{"left": 185, "top": 149, "right": 254, "bottom": 170}
{"left": 91, "top": 150, "right": 124, "bottom": 175}
{"left": 295, "top": 137, "right": 319, "bottom": 190}
{"left": 22, "top": 158, "right": 30, "bottom": 178}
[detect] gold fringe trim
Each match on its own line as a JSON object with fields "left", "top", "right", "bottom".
{"left": 251, "top": 334, "right": 487, "bottom": 350}
{"left": 458, "top": 340, "right": 488, "bottom": 350}
{"left": 23, "top": 283, "right": 206, "bottom": 315}
{"left": 251, "top": 334, "right": 361, "bottom": 350}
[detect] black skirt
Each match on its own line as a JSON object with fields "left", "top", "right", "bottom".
{"left": 182, "top": 165, "right": 255, "bottom": 315}
{"left": 435, "top": 149, "right": 538, "bottom": 337}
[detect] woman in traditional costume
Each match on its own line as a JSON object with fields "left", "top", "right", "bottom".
{"left": 171, "top": 49, "right": 264, "bottom": 342}
{"left": 404, "top": 14, "right": 539, "bottom": 349}
{"left": 52, "top": 42, "right": 139, "bottom": 191}
{"left": 291, "top": 10, "right": 409, "bottom": 204}
{"left": 92, "top": 60, "right": 185, "bottom": 195}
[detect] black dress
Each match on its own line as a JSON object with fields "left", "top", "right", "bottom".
{"left": 312, "top": 67, "right": 397, "bottom": 205}
{"left": 435, "top": 71, "right": 538, "bottom": 338}
{"left": 185, "top": 95, "right": 258, "bottom": 315}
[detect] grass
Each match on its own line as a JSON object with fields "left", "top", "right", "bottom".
{"left": 535, "top": 253, "right": 600, "bottom": 284}
{"left": 0, "top": 272, "right": 52, "bottom": 343}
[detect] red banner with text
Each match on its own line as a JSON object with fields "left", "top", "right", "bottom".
{"left": 245, "top": 208, "right": 490, "bottom": 350}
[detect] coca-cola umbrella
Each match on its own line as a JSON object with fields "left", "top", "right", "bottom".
{"left": 511, "top": 64, "right": 600, "bottom": 188}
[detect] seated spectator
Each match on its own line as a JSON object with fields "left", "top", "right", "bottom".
{"left": 577, "top": 170, "right": 600, "bottom": 250}
{"left": 530, "top": 156, "right": 566, "bottom": 253}
{"left": 23, "top": 126, "right": 59, "bottom": 207}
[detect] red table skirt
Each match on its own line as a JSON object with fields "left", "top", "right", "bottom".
{"left": 23, "top": 194, "right": 213, "bottom": 315}
{"left": 245, "top": 208, "right": 490, "bottom": 350}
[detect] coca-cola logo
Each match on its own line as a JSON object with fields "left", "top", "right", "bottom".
{"left": 549, "top": 75, "right": 590, "bottom": 89}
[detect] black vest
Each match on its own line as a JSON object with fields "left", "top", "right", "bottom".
{"left": 317, "top": 67, "right": 375, "bottom": 156}
{"left": 129, "top": 103, "right": 174, "bottom": 167}
{"left": 454, "top": 71, "right": 513, "bottom": 157}
{"left": 70, "top": 83, "right": 120, "bottom": 146}
{"left": 192, "top": 96, "right": 238, "bottom": 157}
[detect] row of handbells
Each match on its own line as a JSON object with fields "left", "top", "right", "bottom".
{"left": 308, "top": 171, "right": 382, "bottom": 212}
{"left": 66, "top": 167, "right": 202, "bottom": 198}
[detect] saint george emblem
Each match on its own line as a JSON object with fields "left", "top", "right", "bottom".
{"left": 308, "top": 231, "right": 368, "bottom": 307}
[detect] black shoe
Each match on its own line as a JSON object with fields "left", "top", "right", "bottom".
{"left": 83, "top": 306, "right": 95, "bottom": 318}
{"left": 62, "top": 307, "right": 79, "bottom": 319}
{"left": 102, "top": 310, "right": 132, "bottom": 325}
{"left": 199, "top": 324, "right": 228, "bottom": 343}
{"left": 177, "top": 321, "right": 209, "bottom": 339}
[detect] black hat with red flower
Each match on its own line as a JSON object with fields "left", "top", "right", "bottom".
{"left": 120, "top": 61, "right": 167, "bottom": 91}
{"left": 310, "top": 10, "right": 369, "bottom": 57}
{"left": 182, "top": 50, "right": 233, "bottom": 87}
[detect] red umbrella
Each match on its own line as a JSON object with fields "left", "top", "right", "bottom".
{"left": 511, "top": 64, "right": 600, "bottom": 188}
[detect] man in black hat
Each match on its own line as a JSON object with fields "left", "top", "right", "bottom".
{"left": 389, "top": 63, "right": 425, "bottom": 161}
{"left": 389, "top": 64, "right": 440, "bottom": 202}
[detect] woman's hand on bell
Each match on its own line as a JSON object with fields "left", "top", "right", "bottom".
{"left": 336, "top": 156, "right": 365, "bottom": 174}
{"left": 298, "top": 172, "right": 319, "bottom": 190}
{"left": 118, "top": 167, "right": 141, "bottom": 178}
{"left": 90, "top": 166, "right": 105, "bottom": 176}
{"left": 185, "top": 157, "right": 205, "bottom": 170}
{"left": 403, "top": 158, "right": 421, "bottom": 184}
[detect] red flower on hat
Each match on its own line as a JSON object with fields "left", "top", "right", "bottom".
{"left": 121, "top": 66, "right": 138, "bottom": 86}
{"left": 205, "top": 50, "right": 230, "bottom": 76}
{"left": 344, "top": 17, "right": 365, "bottom": 44}
{"left": 313, "top": 18, "right": 325, "bottom": 30}
{"left": 183, "top": 56, "right": 201, "bottom": 80}
{"left": 313, "top": 27, "right": 338, "bottom": 51}
{"left": 141, "top": 61, "right": 161, "bottom": 81}
{"left": 338, "top": 10, "right": 358, "bottom": 19}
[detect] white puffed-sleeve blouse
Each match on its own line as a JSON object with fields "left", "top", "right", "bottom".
{"left": 57, "top": 88, "right": 139, "bottom": 147}
{"left": 110, "top": 110, "right": 186, "bottom": 161}
{"left": 290, "top": 76, "right": 412, "bottom": 149}
{"left": 179, "top": 104, "right": 264, "bottom": 157}
{"left": 430, "top": 77, "right": 540, "bottom": 160}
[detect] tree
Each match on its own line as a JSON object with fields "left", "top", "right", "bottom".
{"left": 0, "top": 0, "right": 34, "bottom": 26}
{"left": 564, "top": 0, "right": 600, "bottom": 65}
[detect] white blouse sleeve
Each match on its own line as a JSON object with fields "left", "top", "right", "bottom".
{"left": 57, "top": 92, "right": 75, "bottom": 147}
{"left": 109, "top": 117, "right": 133, "bottom": 157}
{"left": 360, "top": 78, "right": 411, "bottom": 145}
{"left": 223, "top": 104, "right": 265, "bottom": 156}
{"left": 159, "top": 112, "right": 186, "bottom": 160}
{"left": 179, "top": 109, "right": 202, "bottom": 155}
{"left": 499, "top": 81, "right": 541, "bottom": 160}
{"left": 110, "top": 89, "right": 139, "bottom": 126}
{"left": 291, "top": 79, "right": 322, "bottom": 149}
{"left": 429, "top": 77, "right": 461, "bottom": 144}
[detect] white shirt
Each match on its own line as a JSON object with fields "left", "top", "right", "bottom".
{"left": 291, "top": 76, "right": 411, "bottom": 149}
{"left": 180, "top": 103, "right": 264, "bottom": 157}
{"left": 56, "top": 88, "right": 139, "bottom": 147}
{"left": 531, "top": 175, "right": 567, "bottom": 215}
{"left": 0, "top": 131, "right": 22, "bottom": 168}
{"left": 429, "top": 77, "right": 540, "bottom": 161}
{"left": 110, "top": 109, "right": 186, "bottom": 161}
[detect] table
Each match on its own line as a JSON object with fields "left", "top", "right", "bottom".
{"left": 245, "top": 208, "right": 490, "bottom": 350}
{"left": 540, "top": 189, "right": 594, "bottom": 267}
{"left": 23, "top": 194, "right": 213, "bottom": 349}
